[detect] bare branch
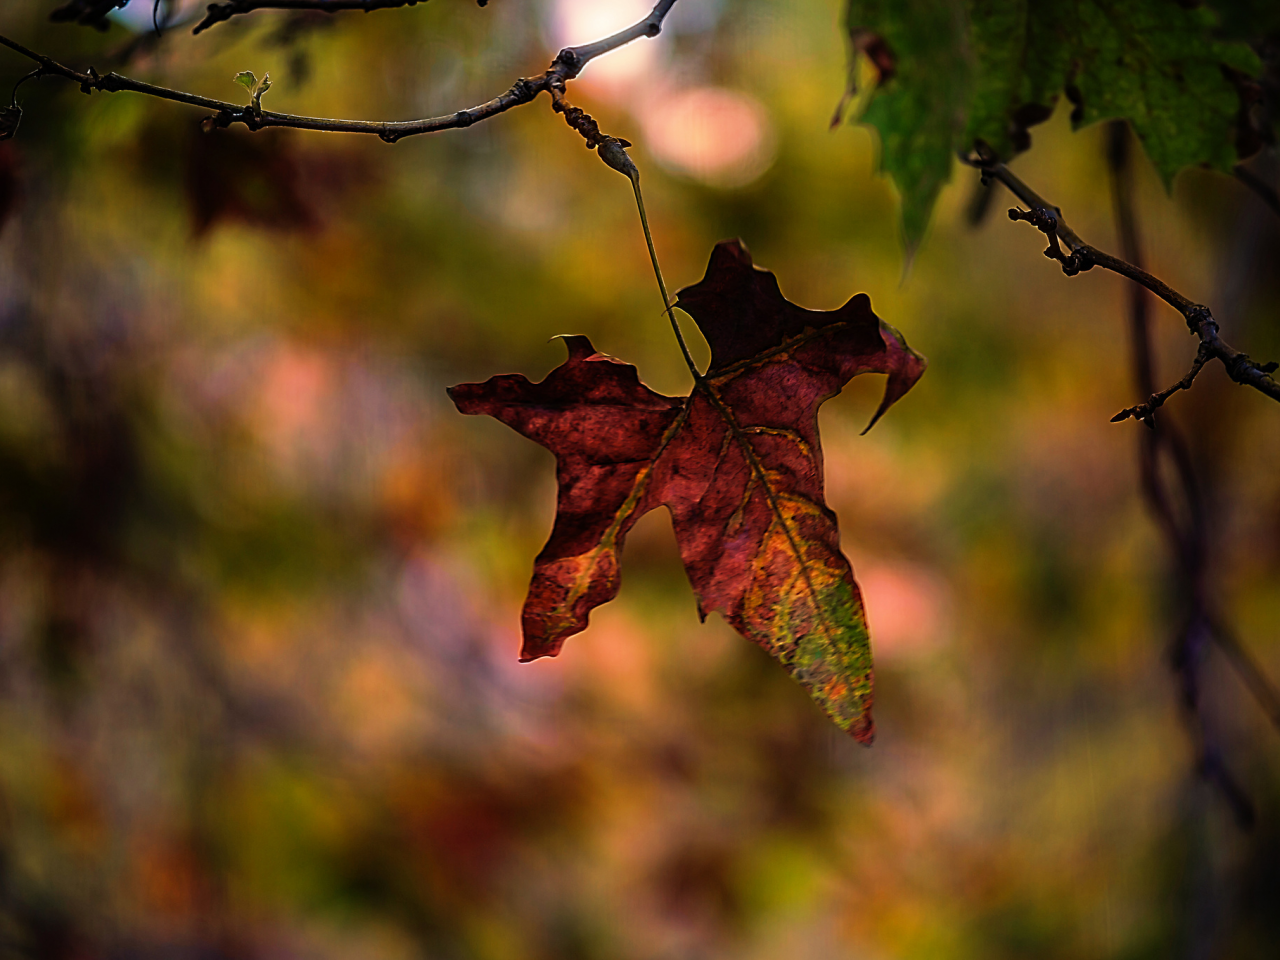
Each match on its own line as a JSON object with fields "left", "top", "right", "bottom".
{"left": 1, "top": 0, "right": 679, "bottom": 142}
{"left": 0, "top": 32, "right": 524, "bottom": 141}
{"left": 552, "top": 0, "right": 678, "bottom": 77}
{"left": 547, "top": 81, "right": 620, "bottom": 148}
{"left": 1110, "top": 342, "right": 1215, "bottom": 426}
{"left": 190, "top": 0, "right": 679, "bottom": 49}
{"left": 1106, "top": 120, "right": 1275, "bottom": 831}
{"left": 193, "top": 0, "right": 450, "bottom": 36}
{"left": 972, "top": 157, "right": 1280, "bottom": 412}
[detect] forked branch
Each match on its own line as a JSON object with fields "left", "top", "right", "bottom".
{"left": 1, "top": 0, "right": 679, "bottom": 141}
{"left": 968, "top": 158, "right": 1280, "bottom": 418}
{"left": 1110, "top": 342, "right": 1214, "bottom": 427}
{"left": 1106, "top": 121, "right": 1276, "bottom": 830}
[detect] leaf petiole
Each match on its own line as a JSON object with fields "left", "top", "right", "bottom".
{"left": 598, "top": 141, "right": 701, "bottom": 384}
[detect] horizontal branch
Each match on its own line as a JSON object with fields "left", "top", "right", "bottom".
{"left": 0, "top": 32, "right": 509, "bottom": 140}
{"left": 192, "top": 0, "right": 466, "bottom": 36}
{"left": 2, "top": 0, "right": 678, "bottom": 140}
{"left": 968, "top": 158, "right": 1280, "bottom": 415}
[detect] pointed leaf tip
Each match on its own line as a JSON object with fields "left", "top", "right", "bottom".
{"left": 554, "top": 334, "right": 597, "bottom": 361}
{"left": 862, "top": 321, "right": 927, "bottom": 434}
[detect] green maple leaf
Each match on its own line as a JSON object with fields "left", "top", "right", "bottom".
{"left": 840, "top": 0, "right": 1261, "bottom": 250}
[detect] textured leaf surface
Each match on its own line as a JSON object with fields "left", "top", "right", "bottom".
{"left": 449, "top": 241, "right": 926, "bottom": 741}
{"left": 848, "top": 0, "right": 969, "bottom": 252}
{"left": 843, "top": 0, "right": 1261, "bottom": 247}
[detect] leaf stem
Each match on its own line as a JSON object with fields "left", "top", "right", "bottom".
{"left": 616, "top": 163, "right": 846, "bottom": 665}
{"left": 624, "top": 167, "right": 702, "bottom": 382}
{"left": 599, "top": 146, "right": 851, "bottom": 678}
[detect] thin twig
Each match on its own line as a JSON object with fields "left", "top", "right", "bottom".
{"left": 1111, "top": 343, "right": 1214, "bottom": 426}
{"left": 194, "top": 0, "right": 450, "bottom": 35}
{"left": 1108, "top": 161, "right": 1201, "bottom": 563}
{"left": 547, "top": 81, "right": 626, "bottom": 153}
{"left": 1, "top": 0, "right": 679, "bottom": 140}
{"left": 543, "top": 80, "right": 693, "bottom": 372}
{"left": 553, "top": 0, "right": 678, "bottom": 74}
{"left": 1107, "top": 121, "right": 1271, "bottom": 833}
{"left": 189, "top": 0, "right": 682, "bottom": 41}
{"left": 0, "top": 31, "right": 530, "bottom": 140}
{"left": 969, "top": 157, "right": 1280, "bottom": 412}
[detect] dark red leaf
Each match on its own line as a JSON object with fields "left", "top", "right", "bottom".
{"left": 449, "top": 240, "right": 926, "bottom": 741}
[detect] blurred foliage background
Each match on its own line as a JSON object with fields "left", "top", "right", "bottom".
{"left": 0, "top": 1, "right": 1277, "bottom": 958}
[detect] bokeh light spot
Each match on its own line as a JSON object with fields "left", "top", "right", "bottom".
{"left": 640, "top": 86, "right": 777, "bottom": 188}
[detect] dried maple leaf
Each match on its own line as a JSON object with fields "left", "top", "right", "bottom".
{"left": 448, "top": 240, "right": 926, "bottom": 741}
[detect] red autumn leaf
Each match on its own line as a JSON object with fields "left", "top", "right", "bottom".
{"left": 448, "top": 240, "right": 926, "bottom": 741}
